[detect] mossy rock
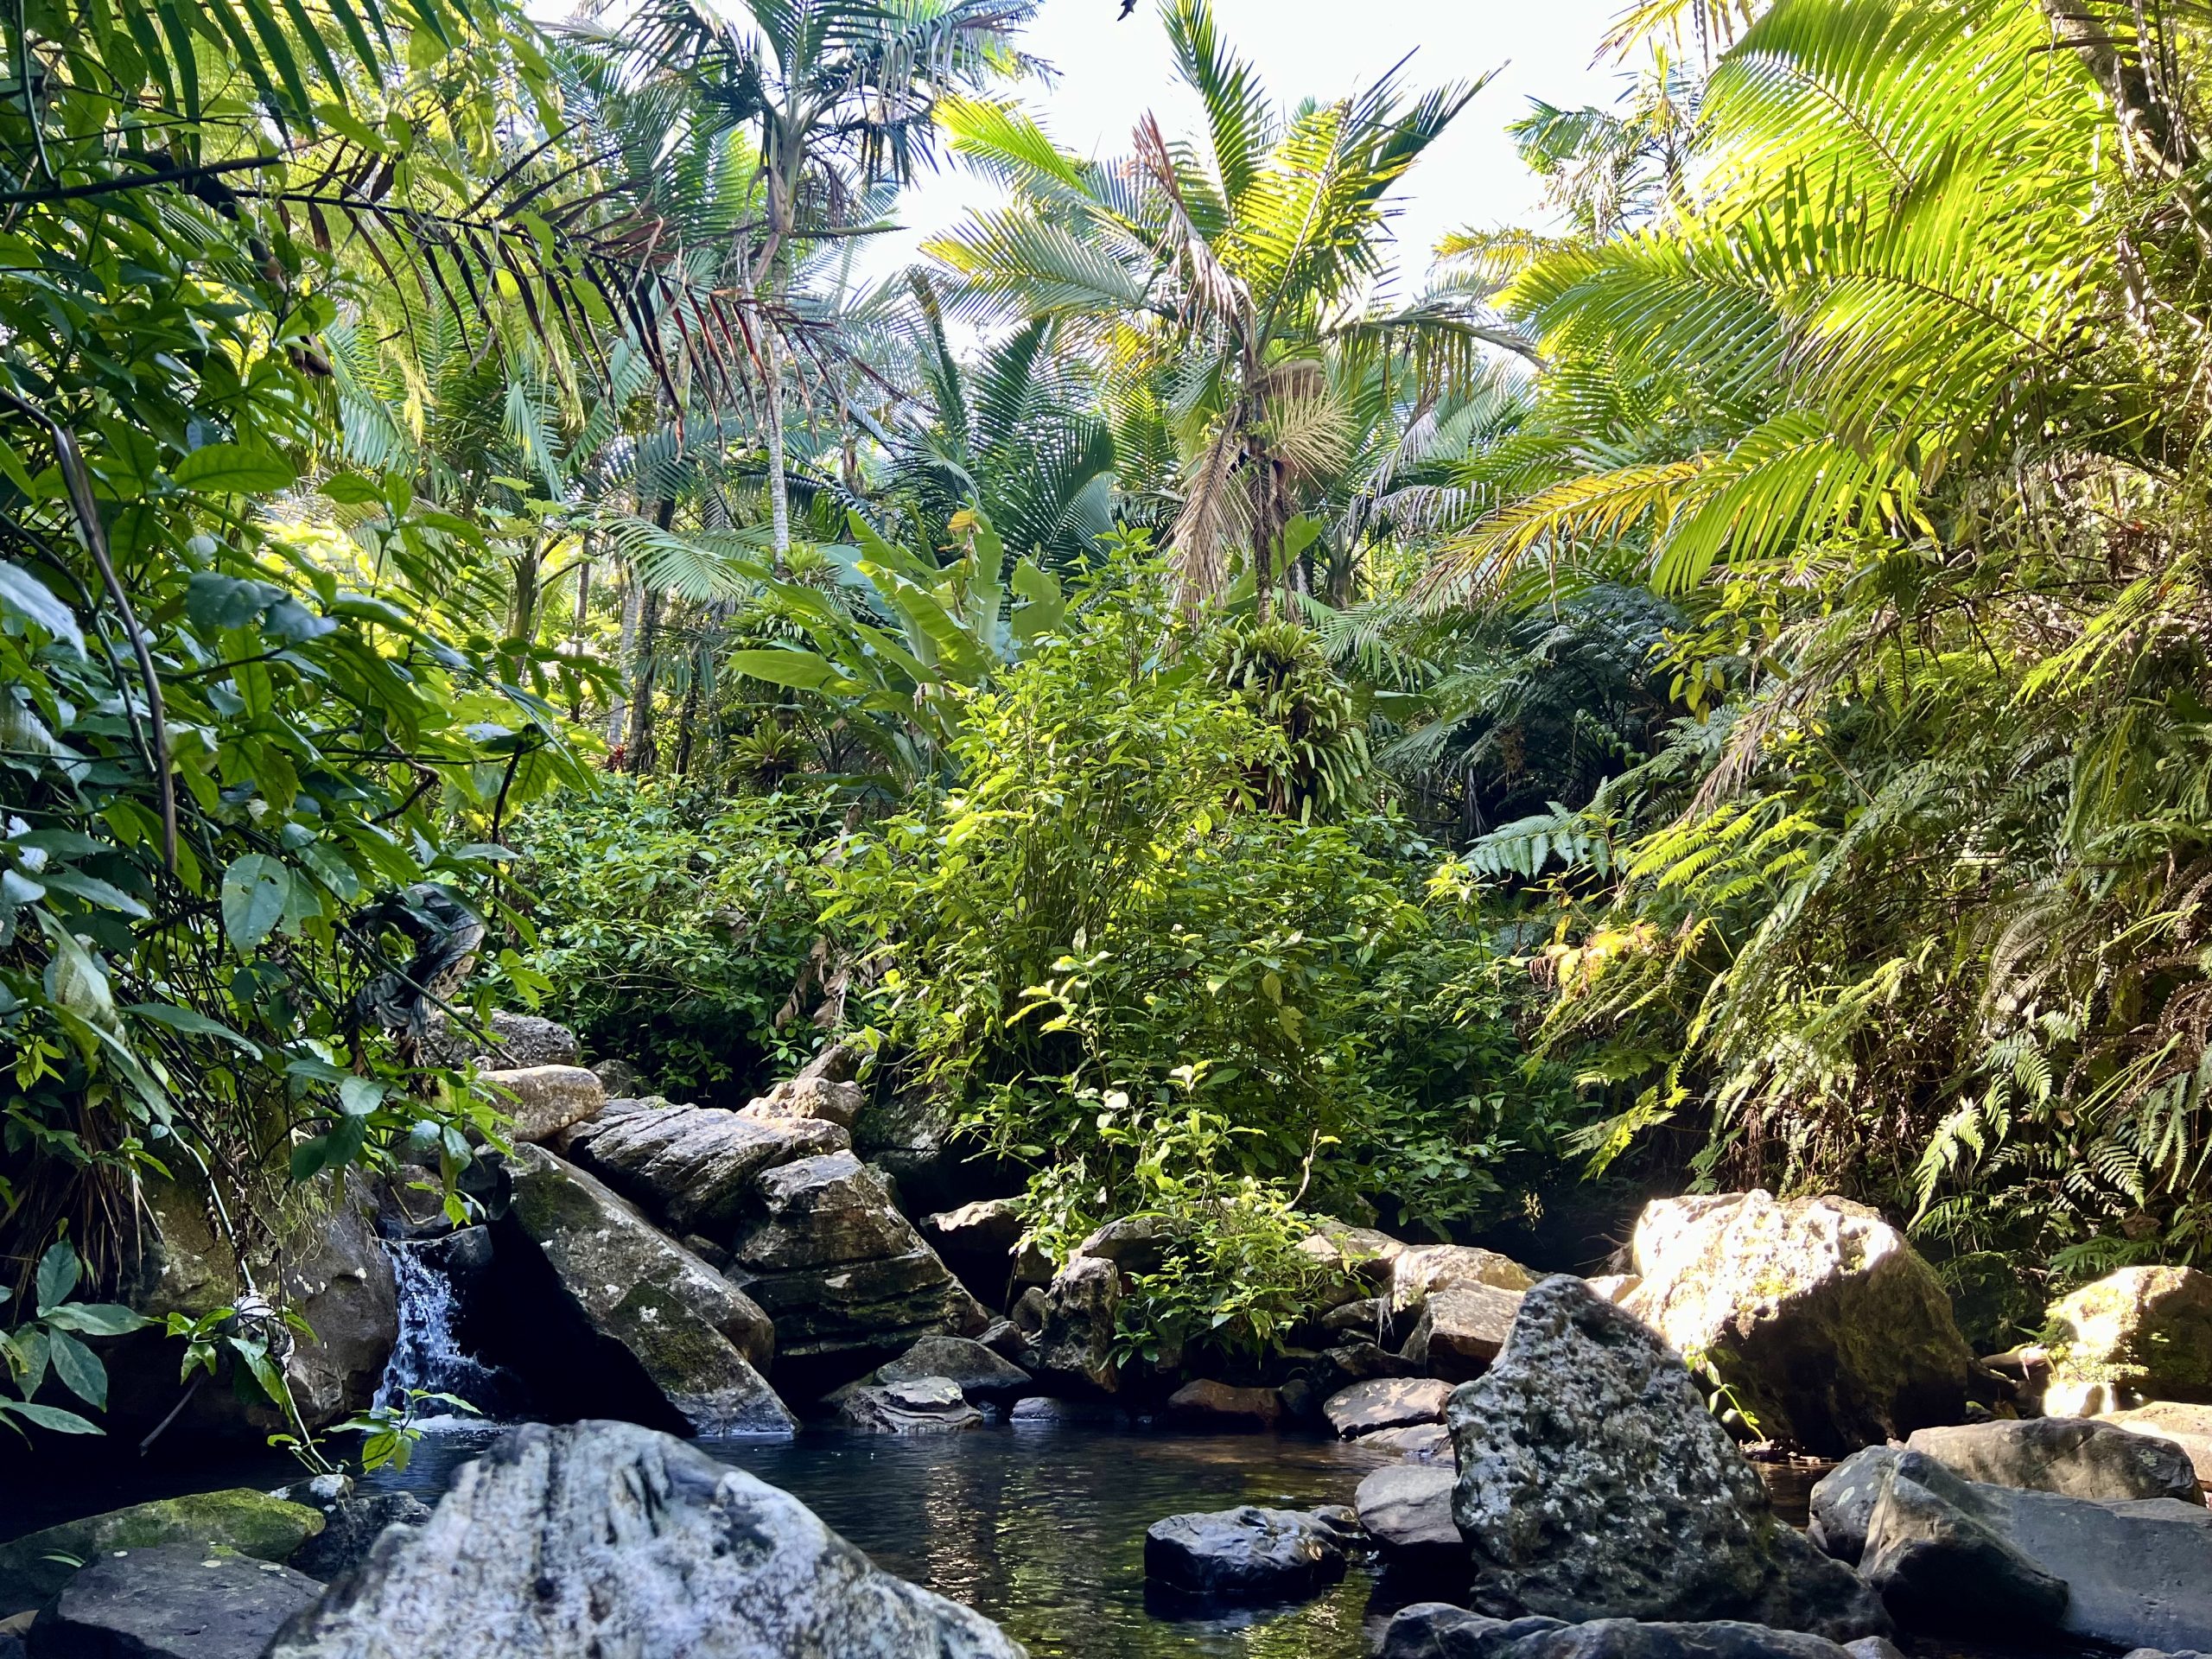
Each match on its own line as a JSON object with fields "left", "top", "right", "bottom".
{"left": 0, "top": 1490, "right": 322, "bottom": 1614}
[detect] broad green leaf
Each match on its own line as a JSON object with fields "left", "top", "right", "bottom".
{"left": 0, "top": 563, "right": 85, "bottom": 657}
{"left": 175, "top": 444, "right": 297, "bottom": 494}
{"left": 727, "top": 649, "right": 852, "bottom": 692}
{"left": 40, "top": 1303, "right": 147, "bottom": 1337}
{"left": 34, "top": 1243, "right": 79, "bottom": 1315}
{"left": 3, "top": 1402, "right": 102, "bottom": 1435}
{"left": 125, "top": 1002, "right": 262, "bottom": 1056}
{"left": 46, "top": 1327, "right": 105, "bottom": 1410}
{"left": 219, "top": 855, "right": 291, "bottom": 951}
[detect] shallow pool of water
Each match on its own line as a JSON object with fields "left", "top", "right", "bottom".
{"left": 365, "top": 1422, "right": 1404, "bottom": 1659}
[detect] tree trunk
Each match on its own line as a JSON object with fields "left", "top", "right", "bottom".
{"left": 607, "top": 575, "right": 639, "bottom": 755}
{"left": 764, "top": 315, "right": 792, "bottom": 569}
{"left": 624, "top": 499, "right": 677, "bottom": 775}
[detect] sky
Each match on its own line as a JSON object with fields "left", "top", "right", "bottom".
{"left": 850, "top": 0, "right": 1630, "bottom": 290}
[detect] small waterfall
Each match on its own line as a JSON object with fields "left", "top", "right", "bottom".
{"left": 377, "top": 1239, "right": 505, "bottom": 1424}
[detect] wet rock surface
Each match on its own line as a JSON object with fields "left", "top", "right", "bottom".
{"left": 1449, "top": 1276, "right": 1890, "bottom": 1640}
{"left": 1142, "top": 1506, "right": 1357, "bottom": 1604}
{"left": 1357, "top": 1464, "right": 1460, "bottom": 1553}
{"left": 1325, "top": 1377, "right": 1454, "bottom": 1439}
{"left": 0, "top": 1493, "right": 322, "bottom": 1618}
{"left": 1165, "top": 1379, "right": 1284, "bottom": 1431}
{"left": 1378, "top": 1606, "right": 1871, "bottom": 1659}
{"left": 32, "top": 1544, "right": 324, "bottom": 1659}
{"left": 831, "top": 1374, "right": 986, "bottom": 1433}
{"left": 262, "top": 1421, "right": 1028, "bottom": 1658}
{"left": 877, "top": 1335, "right": 1033, "bottom": 1402}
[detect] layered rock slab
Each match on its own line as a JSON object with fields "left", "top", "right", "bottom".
{"left": 1380, "top": 1606, "right": 1873, "bottom": 1659}
{"left": 264, "top": 1420, "right": 1027, "bottom": 1658}
{"left": 0, "top": 1492, "right": 321, "bottom": 1617}
{"left": 1449, "top": 1275, "right": 1889, "bottom": 1640}
{"left": 561, "top": 1099, "right": 847, "bottom": 1237}
{"left": 499, "top": 1145, "right": 792, "bottom": 1435}
{"left": 36, "top": 1544, "right": 324, "bottom": 1659}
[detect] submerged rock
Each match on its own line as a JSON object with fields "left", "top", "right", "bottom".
{"left": 2046, "top": 1267, "right": 2212, "bottom": 1416}
{"left": 1621, "top": 1192, "right": 1976, "bottom": 1455}
{"left": 1449, "top": 1275, "right": 1890, "bottom": 1640}
{"left": 562, "top": 1099, "right": 848, "bottom": 1237}
{"left": 263, "top": 1421, "right": 1027, "bottom": 1658}
{"left": 1325, "top": 1377, "right": 1454, "bottom": 1439}
{"left": 1905, "top": 1418, "right": 2202, "bottom": 1503}
{"left": 500, "top": 1145, "right": 792, "bottom": 1436}
{"left": 1143, "top": 1506, "right": 1357, "bottom": 1603}
{"left": 877, "top": 1335, "right": 1032, "bottom": 1403}
{"left": 0, "top": 1491, "right": 322, "bottom": 1617}
{"left": 1379, "top": 1605, "right": 1871, "bottom": 1659}
{"left": 37, "top": 1543, "right": 323, "bottom": 1659}
{"left": 831, "top": 1374, "right": 985, "bottom": 1433}
{"left": 1166, "top": 1379, "right": 1283, "bottom": 1432}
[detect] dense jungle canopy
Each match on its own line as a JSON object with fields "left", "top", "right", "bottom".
{"left": 4, "top": 0, "right": 2212, "bottom": 1439}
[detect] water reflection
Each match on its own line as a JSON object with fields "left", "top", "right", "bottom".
{"left": 372, "top": 1424, "right": 1398, "bottom": 1659}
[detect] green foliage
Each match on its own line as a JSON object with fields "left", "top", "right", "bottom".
{"left": 0, "top": 1243, "right": 149, "bottom": 1440}
{"left": 504, "top": 779, "right": 842, "bottom": 1103}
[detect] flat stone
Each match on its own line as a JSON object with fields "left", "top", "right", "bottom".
{"left": 1367, "top": 1423, "right": 1453, "bottom": 1463}
{"left": 877, "top": 1335, "right": 1032, "bottom": 1402}
{"left": 1622, "top": 1192, "right": 1976, "bottom": 1456}
{"left": 1166, "top": 1379, "right": 1283, "bottom": 1432}
{"left": 1585, "top": 1274, "right": 1642, "bottom": 1305}
{"left": 1325, "top": 1377, "right": 1454, "bottom": 1439}
{"left": 36, "top": 1544, "right": 322, "bottom": 1659}
{"left": 1390, "top": 1247, "right": 1538, "bottom": 1316}
{"left": 1404, "top": 1284, "right": 1525, "bottom": 1382}
{"left": 741, "top": 1074, "right": 864, "bottom": 1130}
{"left": 924, "top": 1198, "right": 1025, "bottom": 1252}
{"left": 1450, "top": 1275, "right": 1890, "bottom": 1639}
{"left": 831, "top": 1375, "right": 985, "bottom": 1433}
{"left": 1378, "top": 1605, "right": 1866, "bottom": 1659}
{"left": 1075, "top": 1215, "right": 1178, "bottom": 1274}
{"left": 2107, "top": 1402, "right": 2212, "bottom": 1487}
{"left": 1906, "top": 1418, "right": 2201, "bottom": 1503}
{"left": 0, "top": 1492, "right": 321, "bottom": 1617}
{"left": 1358, "top": 1464, "right": 1460, "bottom": 1552}
{"left": 426, "top": 1010, "right": 581, "bottom": 1070}
{"left": 1859, "top": 1459, "right": 2069, "bottom": 1633}
{"left": 1144, "top": 1507, "right": 1352, "bottom": 1603}
{"left": 480, "top": 1066, "right": 604, "bottom": 1144}
{"left": 741, "top": 1153, "right": 932, "bottom": 1271}
{"left": 564, "top": 1103, "right": 848, "bottom": 1237}
{"left": 1322, "top": 1297, "right": 1387, "bottom": 1338}
{"left": 1297, "top": 1224, "right": 1408, "bottom": 1289}
{"left": 262, "top": 1421, "right": 1025, "bottom": 1657}
{"left": 500, "top": 1144, "right": 792, "bottom": 1436}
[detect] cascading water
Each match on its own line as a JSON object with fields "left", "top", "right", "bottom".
{"left": 376, "top": 1239, "right": 506, "bottom": 1423}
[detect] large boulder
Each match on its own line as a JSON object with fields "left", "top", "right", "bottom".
{"left": 1325, "top": 1377, "right": 1454, "bottom": 1440}
{"left": 1405, "top": 1284, "right": 1527, "bottom": 1383}
{"left": 263, "top": 1421, "right": 1027, "bottom": 1658}
{"left": 2107, "top": 1402, "right": 2212, "bottom": 1488}
{"left": 33, "top": 1543, "right": 324, "bottom": 1659}
{"left": 0, "top": 1493, "right": 322, "bottom": 1617}
{"left": 1905, "top": 1418, "right": 2201, "bottom": 1503}
{"left": 1857, "top": 1457, "right": 2070, "bottom": 1634}
{"left": 2046, "top": 1268, "right": 2212, "bottom": 1416}
{"left": 480, "top": 1066, "right": 604, "bottom": 1145}
{"left": 1621, "top": 1192, "right": 1977, "bottom": 1454}
{"left": 1379, "top": 1606, "right": 1872, "bottom": 1659}
{"left": 106, "top": 1174, "right": 396, "bottom": 1440}
{"left": 1030, "top": 1255, "right": 1122, "bottom": 1395}
{"left": 728, "top": 1152, "right": 989, "bottom": 1391}
{"left": 1142, "top": 1507, "right": 1356, "bottom": 1603}
{"left": 741, "top": 1074, "right": 864, "bottom": 1131}
{"left": 561, "top": 1099, "right": 848, "bottom": 1237}
{"left": 1449, "top": 1275, "right": 1890, "bottom": 1640}
{"left": 499, "top": 1145, "right": 793, "bottom": 1436}
{"left": 1812, "top": 1448, "right": 2212, "bottom": 1652}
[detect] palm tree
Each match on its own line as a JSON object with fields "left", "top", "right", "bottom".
{"left": 596, "top": 0, "right": 1039, "bottom": 568}
{"left": 928, "top": 0, "right": 1491, "bottom": 616}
